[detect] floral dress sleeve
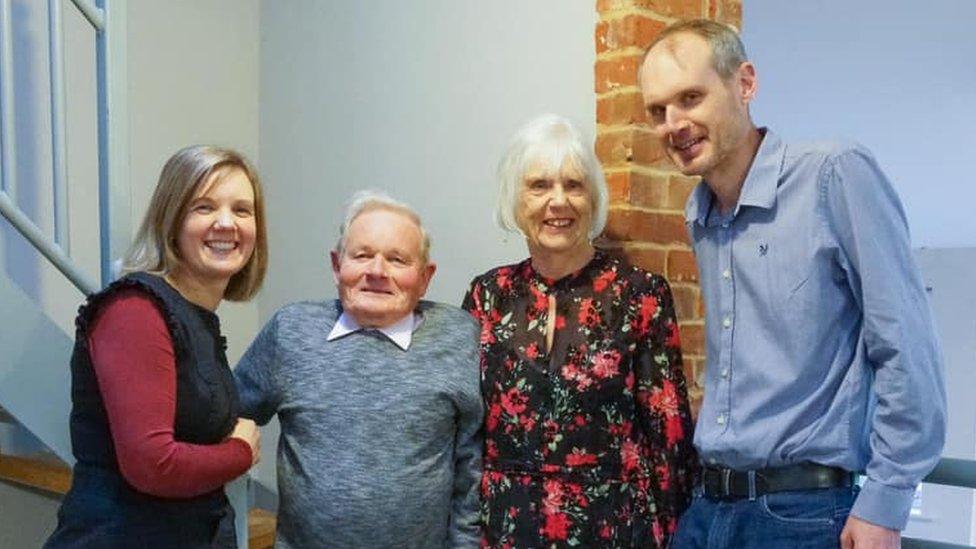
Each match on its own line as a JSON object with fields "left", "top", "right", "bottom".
{"left": 632, "top": 274, "right": 699, "bottom": 537}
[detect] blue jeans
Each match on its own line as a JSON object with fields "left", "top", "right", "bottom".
{"left": 671, "top": 485, "right": 858, "bottom": 549}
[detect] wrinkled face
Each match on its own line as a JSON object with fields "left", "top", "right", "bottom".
{"left": 639, "top": 33, "right": 754, "bottom": 181}
{"left": 516, "top": 159, "right": 593, "bottom": 257}
{"left": 331, "top": 208, "right": 436, "bottom": 328}
{"left": 175, "top": 167, "right": 256, "bottom": 287}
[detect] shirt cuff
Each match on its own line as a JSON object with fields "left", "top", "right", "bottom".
{"left": 851, "top": 477, "right": 915, "bottom": 530}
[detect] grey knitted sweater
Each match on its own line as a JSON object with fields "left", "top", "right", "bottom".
{"left": 234, "top": 300, "right": 483, "bottom": 549}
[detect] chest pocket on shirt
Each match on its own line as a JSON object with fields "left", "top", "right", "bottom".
{"left": 735, "top": 232, "right": 815, "bottom": 326}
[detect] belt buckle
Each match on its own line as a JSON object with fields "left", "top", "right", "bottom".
{"left": 722, "top": 468, "right": 732, "bottom": 497}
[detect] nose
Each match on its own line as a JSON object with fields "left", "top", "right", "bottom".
{"left": 663, "top": 105, "right": 690, "bottom": 135}
{"left": 365, "top": 255, "right": 388, "bottom": 277}
{"left": 549, "top": 183, "right": 568, "bottom": 206}
{"left": 213, "top": 208, "right": 235, "bottom": 229}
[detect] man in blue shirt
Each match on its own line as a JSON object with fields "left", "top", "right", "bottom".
{"left": 637, "top": 19, "right": 946, "bottom": 549}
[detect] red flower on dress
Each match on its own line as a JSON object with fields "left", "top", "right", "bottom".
{"left": 647, "top": 380, "right": 679, "bottom": 417}
{"left": 635, "top": 294, "right": 659, "bottom": 335}
{"left": 591, "top": 350, "right": 621, "bottom": 379}
{"left": 496, "top": 268, "right": 513, "bottom": 291}
{"left": 665, "top": 415, "right": 684, "bottom": 447}
{"left": 541, "top": 512, "right": 571, "bottom": 541}
{"left": 525, "top": 342, "right": 540, "bottom": 359}
{"left": 486, "top": 402, "right": 502, "bottom": 432}
{"left": 530, "top": 285, "right": 548, "bottom": 312}
{"left": 486, "top": 440, "right": 499, "bottom": 461}
{"left": 480, "top": 309, "right": 501, "bottom": 345}
{"left": 620, "top": 440, "right": 640, "bottom": 474}
{"left": 593, "top": 269, "right": 617, "bottom": 292}
{"left": 565, "top": 449, "right": 598, "bottom": 467}
{"left": 501, "top": 387, "right": 528, "bottom": 416}
{"left": 578, "top": 298, "right": 599, "bottom": 327}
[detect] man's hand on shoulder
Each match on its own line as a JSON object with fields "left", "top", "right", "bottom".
{"left": 840, "top": 515, "right": 900, "bottom": 549}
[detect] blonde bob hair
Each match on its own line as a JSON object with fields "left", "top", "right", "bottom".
{"left": 121, "top": 145, "right": 268, "bottom": 301}
{"left": 495, "top": 114, "right": 608, "bottom": 240}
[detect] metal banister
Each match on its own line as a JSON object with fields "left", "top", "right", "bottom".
{"left": 0, "top": 190, "right": 98, "bottom": 295}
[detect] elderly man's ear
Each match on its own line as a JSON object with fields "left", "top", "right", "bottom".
{"left": 330, "top": 250, "right": 341, "bottom": 286}
{"left": 418, "top": 262, "right": 437, "bottom": 296}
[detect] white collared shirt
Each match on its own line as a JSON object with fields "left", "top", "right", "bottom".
{"left": 326, "top": 310, "right": 422, "bottom": 351}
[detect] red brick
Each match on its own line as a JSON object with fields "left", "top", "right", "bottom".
{"left": 596, "top": 90, "right": 648, "bottom": 126}
{"left": 621, "top": 245, "right": 667, "bottom": 273}
{"left": 605, "top": 170, "right": 668, "bottom": 208}
{"left": 671, "top": 283, "right": 699, "bottom": 321}
{"left": 595, "top": 127, "right": 668, "bottom": 167}
{"left": 628, "top": 171, "right": 668, "bottom": 209}
{"left": 666, "top": 174, "right": 699, "bottom": 209}
{"left": 681, "top": 358, "right": 697, "bottom": 390}
{"left": 704, "top": 0, "right": 743, "bottom": 26}
{"left": 666, "top": 249, "right": 698, "bottom": 282}
{"left": 606, "top": 171, "right": 631, "bottom": 203}
{"left": 595, "top": 53, "right": 642, "bottom": 94}
{"left": 597, "top": 0, "right": 706, "bottom": 19}
{"left": 602, "top": 208, "right": 687, "bottom": 245}
{"left": 596, "top": 14, "right": 666, "bottom": 54}
{"left": 678, "top": 321, "right": 704, "bottom": 356}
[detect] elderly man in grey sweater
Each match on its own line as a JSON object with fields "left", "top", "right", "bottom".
{"left": 235, "top": 191, "right": 483, "bottom": 548}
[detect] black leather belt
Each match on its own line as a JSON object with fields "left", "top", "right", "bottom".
{"left": 701, "top": 463, "right": 855, "bottom": 500}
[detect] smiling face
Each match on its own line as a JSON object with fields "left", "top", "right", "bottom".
{"left": 639, "top": 32, "right": 756, "bottom": 183}
{"left": 173, "top": 167, "right": 256, "bottom": 289}
{"left": 516, "top": 158, "right": 594, "bottom": 258}
{"left": 331, "top": 208, "right": 436, "bottom": 328}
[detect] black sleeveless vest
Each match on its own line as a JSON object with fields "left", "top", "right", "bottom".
{"left": 46, "top": 272, "right": 240, "bottom": 548}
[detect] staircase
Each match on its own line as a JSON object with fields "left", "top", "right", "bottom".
{"left": 0, "top": 437, "right": 276, "bottom": 548}
{"left": 0, "top": 1, "right": 276, "bottom": 546}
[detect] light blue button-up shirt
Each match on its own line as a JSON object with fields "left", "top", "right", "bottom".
{"left": 686, "top": 129, "right": 946, "bottom": 530}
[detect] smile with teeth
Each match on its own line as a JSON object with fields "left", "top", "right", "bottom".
{"left": 673, "top": 137, "right": 704, "bottom": 151}
{"left": 205, "top": 240, "right": 238, "bottom": 252}
{"left": 544, "top": 218, "right": 574, "bottom": 228}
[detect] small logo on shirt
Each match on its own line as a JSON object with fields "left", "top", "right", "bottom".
{"left": 758, "top": 243, "right": 769, "bottom": 256}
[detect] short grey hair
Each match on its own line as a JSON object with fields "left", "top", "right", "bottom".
{"left": 642, "top": 19, "right": 748, "bottom": 81}
{"left": 496, "top": 114, "right": 608, "bottom": 240}
{"left": 334, "top": 190, "right": 431, "bottom": 264}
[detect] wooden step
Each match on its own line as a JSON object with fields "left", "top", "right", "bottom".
{"left": 0, "top": 452, "right": 276, "bottom": 547}
{"left": 0, "top": 452, "right": 71, "bottom": 494}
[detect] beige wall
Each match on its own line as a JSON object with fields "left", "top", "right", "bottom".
{"left": 128, "top": 0, "right": 262, "bottom": 364}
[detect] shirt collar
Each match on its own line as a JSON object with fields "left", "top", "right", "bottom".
{"left": 685, "top": 128, "right": 786, "bottom": 226}
{"left": 326, "top": 310, "right": 421, "bottom": 351}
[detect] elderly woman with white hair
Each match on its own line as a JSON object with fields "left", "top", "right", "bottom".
{"left": 462, "top": 114, "right": 697, "bottom": 548}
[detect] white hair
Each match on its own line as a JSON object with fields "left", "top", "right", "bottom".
{"left": 335, "top": 189, "right": 431, "bottom": 264}
{"left": 495, "top": 113, "right": 608, "bottom": 240}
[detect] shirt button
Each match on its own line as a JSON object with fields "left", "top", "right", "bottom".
{"left": 716, "top": 414, "right": 727, "bottom": 425}
{"left": 722, "top": 269, "right": 731, "bottom": 279}
{"left": 722, "top": 317, "right": 732, "bottom": 329}
{"left": 720, "top": 368, "right": 729, "bottom": 378}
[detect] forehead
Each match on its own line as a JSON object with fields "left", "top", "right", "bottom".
{"left": 194, "top": 166, "right": 252, "bottom": 199}
{"left": 522, "top": 153, "right": 585, "bottom": 182}
{"left": 640, "top": 33, "right": 722, "bottom": 100}
{"left": 345, "top": 208, "right": 422, "bottom": 251}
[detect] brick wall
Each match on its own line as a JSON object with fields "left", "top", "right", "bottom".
{"left": 594, "top": 0, "right": 741, "bottom": 412}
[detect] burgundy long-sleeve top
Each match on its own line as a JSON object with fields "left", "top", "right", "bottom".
{"left": 88, "top": 289, "right": 252, "bottom": 498}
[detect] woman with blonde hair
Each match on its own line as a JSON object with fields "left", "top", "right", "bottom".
{"left": 463, "top": 114, "right": 697, "bottom": 547}
{"left": 46, "top": 145, "right": 267, "bottom": 548}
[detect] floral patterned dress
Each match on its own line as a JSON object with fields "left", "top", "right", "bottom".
{"left": 462, "top": 251, "right": 698, "bottom": 548}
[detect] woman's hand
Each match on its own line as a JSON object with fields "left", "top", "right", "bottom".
{"left": 230, "top": 418, "right": 261, "bottom": 466}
